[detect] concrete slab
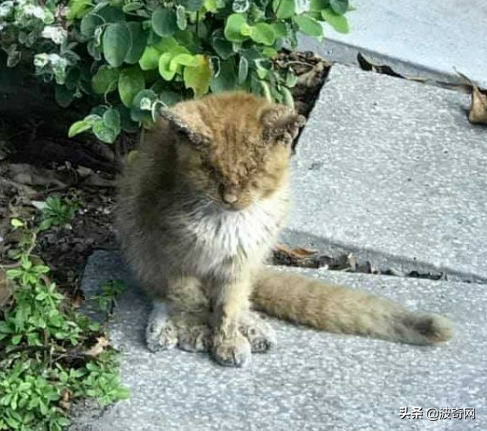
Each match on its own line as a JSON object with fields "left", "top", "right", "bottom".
{"left": 284, "top": 64, "right": 487, "bottom": 282}
{"left": 71, "top": 251, "right": 486, "bottom": 431}
{"left": 299, "top": 0, "right": 487, "bottom": 87}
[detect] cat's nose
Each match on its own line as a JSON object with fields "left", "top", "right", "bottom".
{"left": 222, "top": 193, "right": 238, "bottom": 204}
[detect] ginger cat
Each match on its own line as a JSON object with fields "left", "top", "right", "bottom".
{"left": 116, "top": 92, "right": 453, "bottom": 367}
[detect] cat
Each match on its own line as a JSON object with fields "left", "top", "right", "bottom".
{"left": 115, "top": 91, "right": 453, "bottom": 367}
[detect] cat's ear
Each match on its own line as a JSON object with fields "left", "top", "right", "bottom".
{"left": 158, "top": 108, "right": 207, "bottom": 146}
{"left": 260, "top": 106, "right": 306, "bottom": 145}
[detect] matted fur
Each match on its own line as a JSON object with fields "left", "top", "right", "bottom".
{"left": 116, "top": 92, "right": 453, "bottom": 367}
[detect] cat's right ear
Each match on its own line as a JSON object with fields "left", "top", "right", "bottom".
{"left": 158, "top": 109, "right": 207, "bottom": 147}
{"left": 259, "top": 105, "right": 306, "bottom": 146}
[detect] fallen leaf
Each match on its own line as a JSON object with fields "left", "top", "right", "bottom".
{"left": 296, "top": 62, "right": 326, "bottom": 91}
{"left": 59, "top": 389, "right": 71, "bottom": 410}
{"left": 438, "top": 82, "right": 473, "bottom": 94}
{"left": 72, "top": 293, "right": 84, "bottom": 309}
{"left": 455, "top": 71, "right": 487, "bottom": 125}
{"left": 76, "top": 166, "right": 93, "bottom": 179}
{"left": 468, "top": 85, "right": 487, "bottom": 125}
{"left": 274, "top": 244, "right": 318, "bottom": 259}
{"left": 30, "top": 200, "right": 47, "bottom": 211}
{"left": 85, "top": 336, "right": 110, "bottom": 357}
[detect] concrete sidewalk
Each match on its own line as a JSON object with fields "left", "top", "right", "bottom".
{"left": 299, "top": 0, "right": 487, "bottom": 87}
{"left": 284, "top": 64, "right": 487, "bottom": 282}
{"left": 70, "top": 251, "right": 486, "bottom": 431}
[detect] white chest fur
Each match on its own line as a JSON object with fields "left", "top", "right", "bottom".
{"left": 179, "top": 192, "right": 287, "bottom": 273}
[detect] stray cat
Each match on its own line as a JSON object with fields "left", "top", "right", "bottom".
{"left": 116, "top": 92, "right": 453, "bottom": 367}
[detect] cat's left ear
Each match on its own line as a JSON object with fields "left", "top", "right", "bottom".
{"left": 260, "top": 106, "right": 306, "bottom": 146}
{"left": 158, "top": 108, "right": 207, "bottom": 146}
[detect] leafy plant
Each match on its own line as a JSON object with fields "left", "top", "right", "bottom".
{"left": 38, "top": 196, "right": 80, "bottom": 231}
{"left": 0, "top": 216, "right": 129, "bottom": 431}
{"left": 92, "top": 279, "right": 126, "bottom": 313}
{"left": 0, "top": 0, "right": 351, "bottom": 144}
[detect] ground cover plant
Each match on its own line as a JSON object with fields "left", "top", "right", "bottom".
{"left": 0, "top": 0, "right": 350, "bottom": 143}
{"left": 0, "top": 206, "right": 129, "bottom": 431}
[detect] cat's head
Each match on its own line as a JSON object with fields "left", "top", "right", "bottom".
{"left": 156, "top": 92, "right": 306, "bottom": 211}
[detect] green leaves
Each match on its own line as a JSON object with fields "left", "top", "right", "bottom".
{"left": 293, "top": 15, "right": 323, "bottom": 38}
{"left": 80, "top": 14, "right": 103, "bottom": 38}
{"left": 92, "top": 280, "right": 126, "bottom": 312}
{"left": 176, "top": 6, "right": 187, "bottom": 30}
{"left": 91, "top": 66, "right": 119, "bottom": 95}
{"left": 123, "top": 2, "right": 144, "bottom": 13}
{"left": 38, "top": 196, "right": 79, "bottom": 231}
{"left": 183, "top": 55, "right": 212, "bottom": 97}
{"left": 97, "top": 6, "right": 126, "bottom": 23}
{"left": 118, "top": 66, "right": 145, "bottom": 107}
{"left": 69, "top": 110, "right": 121, "bottom": 144}
{"left": 157, "top": 46, "right": 212, "bottom": 98}
{"left": 66, "top": 0, "right": 92, "bottom": 20}
{"left": 159, "top": 53, "right": 177, "bottom": 81}
{"left": 212, "top": 31, "right": 234, "bottom": 59}
{"left": 172, "top": 53, "right": 200, "bottom": 67}
{"left": 11, "top": 0, "right": 351, "bottom": 146}
{"left": 321, "top": 7, "right": 349, "bottom": 33}
{"left": 10, "top": 218, "right": 24, "bottom": 229}
{"left": 224, "top": 14, "right": 275, "bottom": 45}
{"left": 330, "top": 0, "right": 349, "bottom": 15}
{"left": 238, "top": 56, "right": 248, "bottom": 84}
{"left": 310, "top": 0, "right": 330, "bottom": 11}
{"left": 249, "top": 23, "right": 276, "bottom": 45}
{"left": 139, "top": 46, "right": 162, "bottom": 71}
{"left": 68, "top": 120, "right": 92, "bottom": 138}
{"left": 103, "top": 108, "right": 121, "bottom": 131}
{"left": 178, "top": 0, "right": 205, "bottom": 12}
{"left": 157, "top": 45, "right": 191, "bottom": 81}
{"left": 210, "top": 58, "right": 237, "bottom": 93}
{"left": 224, "top": 14, "right": 247, "bottom": 42}
{"left": 125, "top": 22, "right": 147, "bottom": 64}
{"left": 151, "top": 7, "right": 178, "bottom": 37}
{"left": 272, "top": 0, "right": 295, "bottom": 19}
{"left": 233, "top": 0, "right": 250, "bottom": 13}
{"left": 94, "top": 109, "right": 121, "bottom": 143}
{"left": 130, "top": 89, "right": 158, "bottom": 122}
{"left": 102, "top": 23, "right": 131, "bottom": 67}
{"left": 0, "top": 208, "right": 129, "bottom": 431}
{"left": 69, "top": 114, "right": 101, "bottom": 138}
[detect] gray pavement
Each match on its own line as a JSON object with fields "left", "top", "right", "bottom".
{"left": 71, "top": 251, "right": 486, "bottom": 431}
{"left": 299, "top": 0, "right": 487, "bottom": 87}
{"left": 284, "top": 64, "right": 487, "bottom": 282}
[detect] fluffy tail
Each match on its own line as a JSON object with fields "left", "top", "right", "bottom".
{"left": 251, "top": 269, "right": 453, "bottom": 345}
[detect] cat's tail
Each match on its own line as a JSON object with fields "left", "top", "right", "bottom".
{"left": 251, "top": 268, "right": 453, "bottom": 345}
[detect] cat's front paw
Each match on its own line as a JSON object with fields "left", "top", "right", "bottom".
{"left": 239, "top": 311, "right": 276, "bottom": 353}
{"left": 146, "top": 302, "right": 212, "bottom": 353}
{"left": 146, "top": 303, "right": 178, "bottom": 352}
{"left": 212, "top": 332, "right": 251, "bottom": 368}
{"left": 176, "top": 317, "right": 212, "bottom": 353}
